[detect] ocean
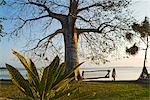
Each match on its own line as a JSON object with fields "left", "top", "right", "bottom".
{"left": 81, "top": 67, "right": 150, "bottom": 81}
{"left": 0, "top": 67, "right": 150, "bottom": 81}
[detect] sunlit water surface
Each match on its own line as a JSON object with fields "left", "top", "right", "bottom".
{"left": 0, "top": 67, "right": 150, "bottom": 81}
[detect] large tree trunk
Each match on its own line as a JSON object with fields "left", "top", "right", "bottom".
{"left": 63, "top": 16, "right": 81, "bottom": 80}
{"left": 62, "top": 0, "right": 81, "bottom": 80}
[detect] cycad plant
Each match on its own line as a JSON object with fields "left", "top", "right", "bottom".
{"left": 6, "top": 51, "right": 82, "bottom": 100}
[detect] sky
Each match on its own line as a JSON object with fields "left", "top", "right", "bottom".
{"left": 0, "top": 0, "right": 150, "bottom": 68}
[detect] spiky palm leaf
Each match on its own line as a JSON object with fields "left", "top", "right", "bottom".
{"left": 12, "top": 50, "right": 41, "bottom": 95}
{"left": 6, "top": 51, "right": 82, "bottom": 100}
{"left": 6, "top": 64, "right": 34, "bottom": 98}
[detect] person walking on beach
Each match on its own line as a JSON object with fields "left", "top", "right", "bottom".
{"left": 112, "top": 68, "right": 116, "bottom": 81}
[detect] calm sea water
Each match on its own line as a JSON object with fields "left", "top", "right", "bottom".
{"left": 0, "top": 67, "right": 150, "bottom": 80}
{"left": 81, "top": 67, "right": 150, "bottom": 81}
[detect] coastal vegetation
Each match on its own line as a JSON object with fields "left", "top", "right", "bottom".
{"left": 6, "top": 51, "right": 82, "bottom": 100}
{"left": 0, "top": 1, "right": 150, "bottom": 99}
{"left": 126, "top": 17, "right": 150, "bottom": 79}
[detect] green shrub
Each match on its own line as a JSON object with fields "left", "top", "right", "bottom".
{"left": 6, "top": 50, "right": 82, "bottom": 100}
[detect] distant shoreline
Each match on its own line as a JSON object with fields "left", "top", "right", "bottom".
{"left": 1, "top": 67, "right": 150, "bottom": 80}
{"left": 0, "top": 67, "right": 6, "bottom": 69}
{"left": 0, "top": 79, "right": 149, "bottom": 84}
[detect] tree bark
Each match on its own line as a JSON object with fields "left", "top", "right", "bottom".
{"left": 143, "top": 36, "right": 149, "bottom": 68}
{"left": 63, "top": 16, "right": 81, "bottom": 80}
{"left": 140, "top": 35, "right": 149, "bottom": 79}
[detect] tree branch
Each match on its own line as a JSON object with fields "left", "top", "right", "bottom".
{"left": 77, "top": 1, "right": 113, "bottom": 13}
{"left": 0, "top": 34, "right": 3, "bottom": 37}
{"left": 30, "top": 29, "right": 63, "bottom": 50}
{"left": 49, "top": 1, "right": 69, "bottom": 8}
{"left": 76, "top": 19, "right": 116, "bottom": 34}
{"left": 21, "top": 15, "right": 49, "bottom": 22}
{"left": 27, "top": 0, "right": 66, "bottom": 22}
{"left": 77, "top": 15, "right": 90, "bottom": 22}
{"left": 77, "top": 25, "right": 110, "bottom": 34}
{"left": 77, "top": 3, "right": 103, "bottom": 13}
{"left": 11, "top": 15, "right": 49, "bottom": 34}
{"left": 77, "top": 23, "right": 129, "bottom": 35}
{"left": 77, "top": 28, "right": 100, "bottom": 34}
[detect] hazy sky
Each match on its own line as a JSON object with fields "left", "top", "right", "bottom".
{"left": 0, "top": 0, "right": 150, "bottom": 68}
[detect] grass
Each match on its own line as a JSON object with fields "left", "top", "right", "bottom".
{"left": 0, "top": 81, "right": 31, "bottom": 100}
{"left": 0, "top": 81, "right": 150, "bottom": 100}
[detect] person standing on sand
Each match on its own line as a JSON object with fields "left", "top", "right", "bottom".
{"left": 112, "top": 68, "right": 116, "bottom": 81}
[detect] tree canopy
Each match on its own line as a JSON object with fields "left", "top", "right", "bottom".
{"left": 1, "top": 0, "right": 133, "bottom": 79}
{"left": 126, "top": 17, "right": 150, "bottom": 56}
{"left": 125, "top": 17, "right": 150, "bottom": 79}
{"left": 2, "top": 0, "right": 132, "bottom": 60}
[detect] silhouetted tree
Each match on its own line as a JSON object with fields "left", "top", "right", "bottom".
{"left": 126, "top": 17, "right": 150, "bottom": 79}
{"left": 2, "top": 0, "right": 132, "bottom": 80}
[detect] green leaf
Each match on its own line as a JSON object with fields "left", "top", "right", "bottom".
{"left": 12, "top": 50, "right": 40, "bottom": 95}
{"left": 51, "top": 62, "right": 84, "bottom": 94}
{"left": 40, "top": 56, "right": 60, "bottom": 97}
{"left": 40, "top": 66, "right": 52, "bottom": 98}
{"left": 48, "top": 55, "right": 60, "bottom": 73}
{"left": 52, "top": 63, "right": 66, "bottom": 87}
{"left": 27, "top": 59, "right": 39, "bottom": 88}
{"left": 6, "top": 64, "right": 34, "bottom": 98}
{"left": 47, "top": 90, "right": 56, "bottom": 99}
{"left": 12, "top": 50, "right": 29, "bottom": 69}
{"left": 39, "top": 67, "right": 44, "bottom": 81}
{"left": 50, "top": 78, "right": 76, "bottom": 99}
{"left": 54, "top": 78, "right": 73, "bottom": 93}
{"left": 28, "top": 59, "right": 39, "bottom": 79}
